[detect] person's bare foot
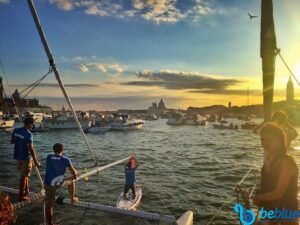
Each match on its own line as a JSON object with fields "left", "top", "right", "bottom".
{"left": 71, "top": 196, "right": 79, "bottom": 204}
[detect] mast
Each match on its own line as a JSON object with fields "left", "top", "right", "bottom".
{"left": 260, "top": 0, "right": 277, "bottom": 121}
{"left": 27, "top": 0, "right": 96, "bottom": 164}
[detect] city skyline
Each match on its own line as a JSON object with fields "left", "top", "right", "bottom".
{"left": 1, "top": 0, "right": 300, "bottom": 110}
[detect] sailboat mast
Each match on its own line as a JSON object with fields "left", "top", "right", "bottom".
{"left": 27, "top": 0, "right": 97, "bottom": 164}
{"left": 260, "top": 0, "right": 277, "bottom": 121}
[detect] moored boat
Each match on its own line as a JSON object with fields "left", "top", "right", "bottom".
{"left": 109, "top": 114, "right": 144, "bottom": 131}
{"left": 0, "top": 117, "right": 14, "bottom": 129}
{"left": 42, "top": 114, "right": 91, "bottom": 129}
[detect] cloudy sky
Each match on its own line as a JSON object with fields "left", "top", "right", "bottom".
{"left": 1, "top": 0, "right": 300, "bottom": 110}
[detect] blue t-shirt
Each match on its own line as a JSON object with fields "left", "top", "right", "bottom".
{"left": 44, "top": 154, "right": 72, "bottom": 186}
{"left": 12, "top": 127, "right": 33, "bottom": 161}
{"left": 125, "top": 166, "right": 136, "bottom": 185}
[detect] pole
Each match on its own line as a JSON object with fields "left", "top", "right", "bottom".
{"left": 26, "top": 0, "right": 97, "bottom": 164}
{"left": 260, "top": 0, "right": 277, "bottom": 121}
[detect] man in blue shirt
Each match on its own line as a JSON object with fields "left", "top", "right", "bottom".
{"left": 124, "top": 155, "right": 140, "bottom": 200}
{"left": 44, "top": 143, "right": 78, "bottom": 225}
{"left": 10, "top": 117, "right": 40, "bottom": 201}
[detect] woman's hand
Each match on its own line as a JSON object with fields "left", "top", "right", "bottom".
{"left": 253, "top": 195, "right": 261, "bottom": 206}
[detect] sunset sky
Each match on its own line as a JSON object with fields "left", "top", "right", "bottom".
{"left": 1, "top": 0, "right": 300, "bottom": 110}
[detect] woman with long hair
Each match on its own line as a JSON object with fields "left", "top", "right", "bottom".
{"left": 254, "top": 122, "right": 298, "bottom": 225}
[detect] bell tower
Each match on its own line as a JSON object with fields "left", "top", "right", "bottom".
{"left": 286, "top": 76, "right": 294, "bottom": 105}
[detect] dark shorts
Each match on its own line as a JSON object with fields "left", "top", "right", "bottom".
{"left": 45, "top": 179, "right": 74, "bottom": 202}
{"left": 45, "top": 185, "right": 58, "bottom": 202}
{"left": 124, "top": 184, "right": 135, "bottom": 196}
{"left": 17, "top": 160, "right": 33, "bottom": 177}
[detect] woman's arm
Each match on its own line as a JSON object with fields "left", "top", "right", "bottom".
{"left": 254, "top": 159, "right": 297, "bottom": 203}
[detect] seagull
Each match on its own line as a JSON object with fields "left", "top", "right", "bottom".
{"left": 248, "top": 13, "right": 258, "bottom": 19}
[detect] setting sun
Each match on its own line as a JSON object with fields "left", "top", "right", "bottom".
{"left": 295, "top": 62, "right": 300, "bottom": 80}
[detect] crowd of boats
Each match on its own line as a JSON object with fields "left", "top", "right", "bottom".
{"left": 0, "top": 109, "right": 260, "bottom": 133}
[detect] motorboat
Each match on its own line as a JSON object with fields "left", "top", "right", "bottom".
{"left": 145, "top": 113, "right": 159, "bottom": 121}
{"left": 42, "top": 114, "right": 91, "bottom": 129}
{"left": 85, "top": 115, "right": 111, "bottom": 133}
{"left": 184, "top": 114, "right": 206, "bottom": 125}
{"left": 0, "top": 117, "right": 15, "bottom": 129}
{"left": 109, "top": 114, "right": 144, "bottom": 131}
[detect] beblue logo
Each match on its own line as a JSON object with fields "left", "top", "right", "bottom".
{"left": 234, "top": 204, "right": 256, "bottom": 225}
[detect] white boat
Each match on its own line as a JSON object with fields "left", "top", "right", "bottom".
{"left": 146, "top": 113, "right": 159, "bottom": 121}
{"left": 85, "top": 126, "right": 111, "bottom": 133}
{"left": 0, "top": 118, "right": 15, "bottom": 129}
{"left": 22, "top": 111, "right": 48, "bottom": 123}
{"left": 109, "top": 115, "right": 144, "bottom": 131}
{"left": 184, "top": 114, "right": 206, "bottom": 125}
{"left": 42, "top": 114, "right": 91, "bottom": 129}
{"left": 116, "top": 184, "right": 142, "bottom": 210}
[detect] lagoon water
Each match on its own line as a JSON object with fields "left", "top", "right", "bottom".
{"left": 1, "top": 119, "right": 300, "bottom": 225}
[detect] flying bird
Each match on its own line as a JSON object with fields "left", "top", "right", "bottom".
{"left": 248, "top": 13, "right": 258, "bottom": 19}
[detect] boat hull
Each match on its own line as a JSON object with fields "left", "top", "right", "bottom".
{"left": 109, "top": 121, "right": 144, "bottom": 131}
{"left": 85, "top": 126, "right": 111, "bottom": 133}
{"left": 0, "top": 119, "right": 15, "bottom": 129}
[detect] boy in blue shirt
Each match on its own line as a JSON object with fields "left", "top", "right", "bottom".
{"left": 10, "top": 117, "right": 40, "bottom": 201}
{"left": 124, "top": 155, "right": 140, "bottom": 200}
{"left": 44, "top": 143, "right": 78, "bottom": 225}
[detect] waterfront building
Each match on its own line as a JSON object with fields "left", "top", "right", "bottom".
{"left": 0, "top": 76, "right": 51, "bottom": 114}
{"left": 147, "top": 99, "right": 167, "bottom": 117}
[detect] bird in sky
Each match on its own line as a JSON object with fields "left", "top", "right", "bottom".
{"left": 248, "top": 13, "right": 258, "bottom": 19}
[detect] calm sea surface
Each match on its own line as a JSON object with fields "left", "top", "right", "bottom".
{"left": 1, "top": 119, "right": 300, "bottom": 225}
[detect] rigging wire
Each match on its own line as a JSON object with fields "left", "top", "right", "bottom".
{"left": 19, "top": 67, "right": 52, "bottom": 98}
{"left": 276, "top": 48, "right": 300, "bottom": 86}
{"left": 27, "top": 0, "right": 97, "bottom": 165}
{"left": 0, "top": 59, "right": 21, "bottom": 117}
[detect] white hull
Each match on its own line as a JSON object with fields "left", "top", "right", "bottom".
{"left": 41, "top": 114, "right": 91, "bottom": 129}
{"left": 42, "top": 121, "right": 91, "bottom": 129}
{"left": 117, "top": 184, "right": 142, "bottom": 210}
{"left": 0, "top": 119, "right": 15, "bottom": 129}
{"left": 110, "top": 120, "right": 144, "bottom": 131}
{"left": 85, "top": 126, "right": 111, "bottom": 133}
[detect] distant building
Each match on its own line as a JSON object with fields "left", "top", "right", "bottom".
{"left": 286, "top": 76, "right": 294, "bottom": 105}
{"left": 228, "top": 101, "right": 232, "bottom": 108}
{"left": 147, "top": 98, "right": 167, "bottom": 116}
{"left": 0, "top": 76, "right": 51, "bottom": 114}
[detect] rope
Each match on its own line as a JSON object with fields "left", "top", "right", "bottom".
{"left": 20, "top": 67, "right": 52, "bottom": 98}
{"left": 276, "top": 48, "right": 300, "bottom": 86}
{"left": 206, "top": 203, "right": 227, "bottom": 225}
{"left": 77, "top": 205, "right": 90, "bottom": 225}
